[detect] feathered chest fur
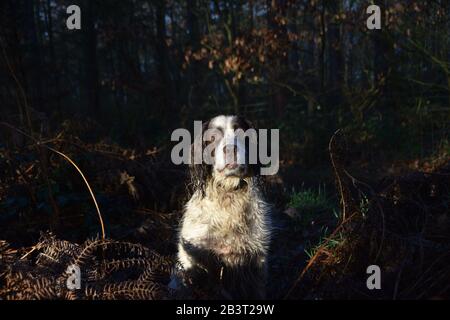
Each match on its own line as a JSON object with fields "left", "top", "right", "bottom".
{"left": 180, "top": 179, "right": 269, "bottom": 263}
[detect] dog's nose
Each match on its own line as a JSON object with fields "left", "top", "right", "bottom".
{"left": 226, "top": 162, "right": 238, "bottom": 169}
{"left": 223, "top": 144, "right": 238, "bottom": 169}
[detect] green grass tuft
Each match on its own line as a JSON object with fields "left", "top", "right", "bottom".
{"left": 288, "top": 186, "right": 333, "bottom": 226}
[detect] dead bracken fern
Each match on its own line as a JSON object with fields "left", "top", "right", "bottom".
{"left": 0, "top": 232, "right": 174, "bottom": 300}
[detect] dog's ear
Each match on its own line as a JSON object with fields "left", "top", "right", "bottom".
{"left": 236, "top": 116, "right": 261, "bottom": 177}
{"left": 189, "top": 120, "right": 211, "bottom": 196}
{"left": 236, "top": 116, "right": 254, "bottom": 131}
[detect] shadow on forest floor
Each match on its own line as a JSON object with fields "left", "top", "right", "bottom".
{"left": 1, "top": 122, "right": 449, "bottom": 299}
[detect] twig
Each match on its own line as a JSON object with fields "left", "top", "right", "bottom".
{"left": 284, "top": 211, "right": 358, "bottom": 299}
{"left": 47, "top": 146, "right": 105, "bottom": 239}
{"left": 329, "top": 130, "right": 347, "bottom": 220}
{"left": 20, "top": 246, "right": 38, "bottom": 260}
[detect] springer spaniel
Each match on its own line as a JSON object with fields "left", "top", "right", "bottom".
{"left": 173, "top": 115, "right": 272, "bottom": 299}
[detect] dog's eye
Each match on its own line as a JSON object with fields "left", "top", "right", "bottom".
{"left": 205, "top": 135, "right": 215, "bottom": 145}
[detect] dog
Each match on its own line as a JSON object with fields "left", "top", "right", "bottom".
{"left": 172, "top": 115, "right": 272, "bottom": 299}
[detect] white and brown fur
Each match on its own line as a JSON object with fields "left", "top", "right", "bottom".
{"left": 173, "top": 115, "right": 271, "bottom": 299}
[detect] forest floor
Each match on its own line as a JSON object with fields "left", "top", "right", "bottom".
{"left": 0, "top": 121, "right": 449, "bottom": 300}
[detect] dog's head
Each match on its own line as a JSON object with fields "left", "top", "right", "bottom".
{"left": 190, "top": 115, "right": 260, "bottom": 193}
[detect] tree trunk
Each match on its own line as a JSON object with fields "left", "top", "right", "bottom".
{"left": 373, "top": 0, "right": 390, "bottom": 116}
{"left": 267, "top": 0, "right": 289, "bottom": 119}
{"left": 44, "top": 0, "right": 62, "bottom": 114}
{"left": 156, "top": 0, "right": 177, "bottom": 123}
{"left": 23, "top": 0, "right": 45, "bottom": 114}
{"left": 186, "top": 0, "right": 201, "bottom": 114}
{"left": 326, "top": 0, "right": 344, "bottom": 106}
{"left": 83, "top": 0, "right": 100, "bottom": 118}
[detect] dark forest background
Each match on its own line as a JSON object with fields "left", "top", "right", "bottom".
{"left": 0, "top": 0, "right": 450, "bottom": 300}
{"left": 1, "top": 0, "right": 449, "bottom": 167}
